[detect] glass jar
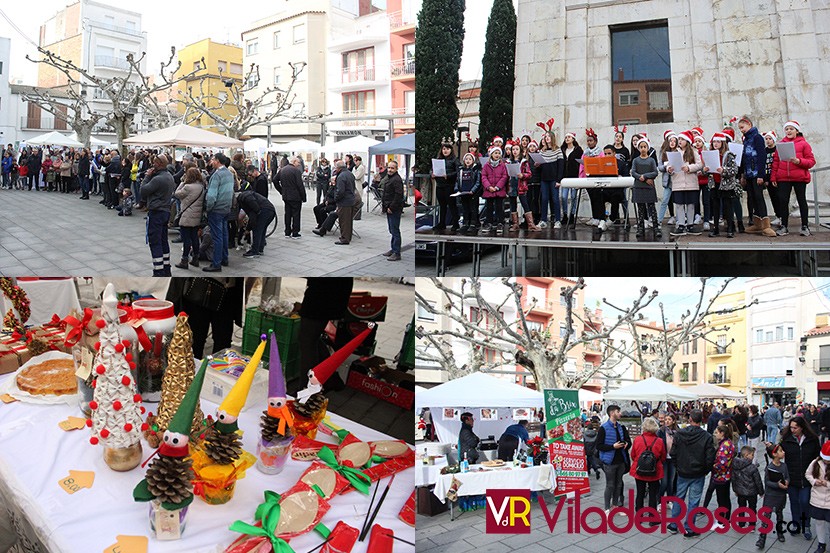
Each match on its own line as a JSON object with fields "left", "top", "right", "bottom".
{"left": 201, "top": 480, "right": 237, "bottom": 505}
{"left": 149, "top": 499, "right": 188, "bottom": 540}
{"left": 256, "top": 434, "right": 295, "bottom": 475}
{"left": 288, "top": 396, "right": 329, "bottom": 440}
{"left": 131, "top": 299, "right": 176, "bottom": 403}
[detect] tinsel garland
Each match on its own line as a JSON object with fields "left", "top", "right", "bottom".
{"left": 0, "top": 278, "right": 31, "bottom": 334}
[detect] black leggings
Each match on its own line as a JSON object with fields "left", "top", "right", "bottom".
{"left": 745, "top": 181, "right": 768, "bottom": 218}
{"left": 635, "top": 479, "right": 660, "bottom": 511}
{"left": 485, "top": 197, "right": 504, "bottom": 225}
{"left": 711, "top": 189, "right": 735, "bottom": 232}
{"left": 508, "top": 195, "right": 530, "bottom": 214}
{"left": 435, "top": 186, "right": 458, "bottom": 229}
{"left": 588, "top": 188, "right": 605, "bottom": 220}
{"left": 527, "top": 184, "right": 541, "bottom": 222}
{"left": 459, "top": 195, "right": 478, "bottom": 227}
{"left": 714, "top": 481, "right": 732, "bottom": 520}
{"left": 778, "top": 181, "right": 809, "bottom": 228}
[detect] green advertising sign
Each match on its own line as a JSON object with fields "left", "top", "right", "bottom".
{"left": 543, "top": 389, "right": 581, "bottom": 443}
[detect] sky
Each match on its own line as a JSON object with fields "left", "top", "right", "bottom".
{"left": 460, "top": 0, "right": 519, "bottom": 83}
{"left": 0, "top": 0, "right": 275, "bottom": 85}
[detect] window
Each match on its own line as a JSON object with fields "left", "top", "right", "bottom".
{"left": 766, "top": 331, "right": 773, "bottom": 342}
{"left": 559, "top": 322, "right": 567, "bottom": 339}
{"left": 342, "top": 47, "right": 375, "bottom": 82}
{"left": 246, "top": 40, "right": 259, "bottom": 56}
{"left": 788, "top": 327, "right": 794, "bottom": 340}
{"left": 0, "top": 61, "right": 3, "bottom": 75}
{"left": 717, "top": 334, "right": 727, "bottom": 347}
{"left": 342, "top": 90, "right": 375, "bottom": 114}
{"left": 217, "top": 60, "right": 227, "bottom": 73}
{"left": 756, "top": 329, "right": 763, "bottom": 343}
{"left": 273, "top": 31, "right": 281, "bottom": 49}
{"left": 293, "top": 24, "right": 306, "bottom": 44}
{"left": 820, "top": 345, "right": 830, "bottom": 370}
{"left": 273, "top": 67, "right": 281, "bottom": 86}
{"left": 218, "top": 91, "right": 228, "bottom": 102}
{"left": 193, "top": 61, "right": 202, "bottom": 72}
{"left": 692, "top": 338, "right": 698, "bottom": 354}
{"left": 417, "top": 302, "right": 435, "bottom": 321}
{"left": 125, "top": 20, "right": 136, "bottom": 31}
{"left": 618, "top": 91, "right": 639, "bottom": 106}
{"left": 526, "top": 321, "right": 543, "bottom": 334}
{"left": 611, "top": 21, "right": 673, "bottom": 125}
{"left": 230, "top": 63, "right": 243, "bottom": 75}
{"left": 618, "top": 119, "right": 640, "bottom": 125}
{"left": 682, "top": 341, "right": 689, "bottom": 355}
{"left": 691, "top": 362, "right": 697, "bottom": 381}
{"left": 775, "top": 326, "right": 783, "bottom": 341}
{"left": 525, "top": 285, "right": 546, "bottom": 308}
{"left": 680, "top": 363, "right": 689, "bottom": 381}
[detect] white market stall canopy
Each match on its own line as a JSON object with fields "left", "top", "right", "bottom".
{"left": 322, "top": 135, "right": 380, "bottom": 156}
{"left": 68, "top": 132, "right": 112, "bottom": 147}
{"left": 579, "top": 388, "right": 603, "bottom": 405}
{"left": 123, "top": 124, "right": 243, "bottom": 148}
{"left": 685, "top": 382, "right": 745, "bottom": 399}
{"left": 603, "top": 377, "right": 699, "bottom": 402}
{"left": 243, "top": 138, "right": 269, "bottom": 152}
{"left": 26, "top": 131, "right": 83, "bottom": 148}
{"left": 416, "top": 372, "right": 545, "bottom": 445}
{"left": 279, "top": 138, "right": 321, "bottom": 153}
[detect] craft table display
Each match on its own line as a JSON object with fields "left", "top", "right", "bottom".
{"left": 0, "top": 375, "right": 414, "bottom": 553}
{"left": 432, "top": 463, "right": 556, "bottom": 503}
{"left": 0, "top": 278, "right": 81, "bottom": 327}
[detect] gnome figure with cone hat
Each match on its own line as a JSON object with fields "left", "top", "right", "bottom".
{"left": 256, "top": 332, "right": 296, "bottom": 474}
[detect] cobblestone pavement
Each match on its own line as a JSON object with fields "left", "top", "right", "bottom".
{"left": 0, "top": 187, "right": 414, "bottom": 276}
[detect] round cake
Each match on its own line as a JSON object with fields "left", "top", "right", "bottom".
{"left": 16, "top": 358, "right": 77, "bottom": 396}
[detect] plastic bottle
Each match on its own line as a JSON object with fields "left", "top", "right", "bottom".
{"left": 461, "top": 452, "right": 469, "bottom": 473}
{"left": 423, "top": 447, "right": 429, "bottom": 465}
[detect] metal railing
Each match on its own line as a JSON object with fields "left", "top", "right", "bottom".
{"left": 342, "top": 65, "right": 375, "bottom": 83}
{"left": 709, "top": 374, "right": 731, "bottom": 384}
{"left": 388, "top": 10, "right": 417, "bottom": 30}
{"left": 391, "top": 107, "right": 414, "bottom": 126}
{"left": 94, "top": 55, "right": 130, "bottom": 70}
{"left": 707, "top": 344, "right": 732, "bottom": 356}
{"left": 810, "top": 166, "right": 830, "bottom": 228}
{"left": 88, "top": 19, "right": 144, "bottom": 38}
{"left": 391, "top": 58, "right": 415, "bottom": 77}
{"left": 340, "top": 110, "right": 378, "bottom": 127}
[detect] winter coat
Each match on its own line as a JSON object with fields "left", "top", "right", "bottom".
{"left": 771, "top": 135, "right": 816, "bottom": 183}
{"left": 1, "top": 156, "right": 11, "bottom": 175}
{"left": 667, "top": 148, "right": 702, "bottom": 192}
{"left": 352, "top": 162, "right": 366, "bottom": 187}
{"left": 458, "top": 422, "right": 480, "bottom": 464}
{"left": 596, "top": 420, "right": 631, "bottom": 467}
{"left": 316, "top": 164, "right": 331, "bottom": 186}
{"left": 173, "top": 181, "right": 205, "bottom": 228}
{"left": 506, "top": 160, "right": 530, "bottom": 196}
{"left": 747, "top": 414, "right": 764, "bottom": 439}
{"left": 237, "top": 189, "right": 275, "bottom": 230}
{"left": 455, "top": 165, "right": 481, "bottom": 196}
{"left": 707, "top": 411, "right": 723, "bottom": 434}
{"left": 710, "top": 152, "right": 740, "bottom": 196}
{"left": 250, "top": 173, "right": 269, "bottom": 199}
{"left": 780, "top": 432, "right": 821, "bottom": 488}
{"left": 696, "top": 147, "right": 709, "bottom": 187}
{"left": 731, "top": 456, "right": 764, "bottom": 497}
{"left": 140, "top": 168, "right": 175, "bottom": 212}
{"left": 274, "top": 164, "right": 306, "bottom": 203}
{"left": 712, "top": 439, "right": 736, "bottom": 483}
{"left": 657, "top": 425, "right": 678, "bottom": 459}
{"left": 583, "top": 427, "right": 598, "bottom": 458}
{"left": 434, "top": 157, "right": 458, "bottom": 189}
{"left": 734, "top": 412, "right": 748, "bottom": 437}
{"left": 205, "top": 166, "right": 234, "bottom": 214}
{"left": 481, "top": 161, "right": 508, "bottom": 198}
{"left": 764, "top": 461, "right": 789, "bottom": 509}
{"left": 334, "top": 168, "right": 357, "bottom": 207}
{"left": 107, "top": 155, "right": 121, "bottom": 178}
{"left": 671, "top": 424, "right": 716, "bottom": 478}
{"left": 630, "top": 155, "right": 659, "bottom": 203}
{"left": 629, "top": 431, "right": 666, "bottom": 482}
{"left": 27, "top": 152, "right": 41, "bottom": 173}
{"left": 78, "top": 155, "right": 90, "bottom": 178}
{"left": 740, "top": 126, "right": 768, "bottom": 180}
{"left": 806, "top": 458, "right": 830, "bottom": 510}
{"left": 561, "top": 145, "right": 583, "bottom": 178}
{"left": 380, "top": 172, "right": 404, "bottom": 213}
{"left": 59, "top": 160, "right": 72, "bottom": 177}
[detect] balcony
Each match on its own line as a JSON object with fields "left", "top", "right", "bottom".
{"left": 88, "top": 19, "right": 144, "bottom": 38}
{"left": 340, "top": 110, "right": 379, "bottom": 127}
{"left": 20, "top": 116, "right": 67, "bottom": 131}
{"left": 94, "top": 55, "right": 130, "bottom": 71}
{"left": 391, "top": 59, "right": 415, "bottom": 79}
{"left": 585, "top": 342, "right": 602, "bottom": 354}
{"left": 342, "top": 65, "right": 375, "bottom": 84}
{"left": 388, "top": 10, "right": 417, "bottom": 31}
{"left": 813, "top": 360, "right": 830, "bottom": 374}
{"left": 707, "top": 344, "right": 732, "bottom": 357}
{"left": 392, "top": 106, "right": 414, "bottom": 127}
{"left": 709, "top": 373, "right": 731, "bottom": 385}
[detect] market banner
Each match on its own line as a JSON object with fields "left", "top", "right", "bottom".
{"left": 543, "top": 389, "right": 590, "bottom": 497}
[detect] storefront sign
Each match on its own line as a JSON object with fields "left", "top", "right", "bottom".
{"left": 543, "top": 389, "right": 589, "bottom": 497}
{"left": 752, "top": 377, "right": 787, "bottom": 388}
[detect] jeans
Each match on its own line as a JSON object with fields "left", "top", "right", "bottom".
{"left": 561, "top": 188, "right": 578, "bottom": 218}
{"left": 660, "top": 458, "right": 676, "bottom": 497}
{"left": 79, "top": 174, "right": 90, "bottom": 197}
{"left": 671, "top": 475, "right": 705, "bottom": 533}
{"left": 658, "top": 184, "right": 673, "bottom": 221}
{"left": 207, "top": 211, "right": 229, "bottom": 268}
{"left": 131, "top": 179, "right": 141, "bottom": 205}
{"left": 766, "top": 425, "right": 779, "bottom": 446}
{"left": 788, "top": 485, "right": 812, "bottom": 532}
{"left": 2, "top": 173, "right": 9, "bottom": 188}
{"left": 180, "top": 226, "right": 199, "bottom": 260}
{"left": 387, "top": 210, "right": 401, "bottom": 254}
{"left": 146, "top": 210, "right": 170, "bottom": 276}
{"left": 252, "top": 210, "right": 275, "bottom": 254}
{"left": 602, "top": 462, "right": 626, "bottom": 509}
{"left": 484, "top": 197, "right": 504, "bottom": 226}
{"left": 539, "top": 180, "right": 560, "bottom": 222}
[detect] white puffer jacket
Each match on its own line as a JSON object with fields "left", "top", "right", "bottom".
{"left": 667, "top": 147, "right": 702, "bottom": 192}
{"left": 806, "top": 458, "right": 830, "bottom": 510}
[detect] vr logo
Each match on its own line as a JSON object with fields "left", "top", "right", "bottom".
{"left": 485, "top": 489, "right": 532, "bottom": 534}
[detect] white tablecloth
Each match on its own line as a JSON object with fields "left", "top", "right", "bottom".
{"left": 415, "top": 461, "right": 446, "bottom": 488}
{"left": 0, "top": 373, "right": 414, "bottom": 553}
{"left": 432, "top": 464, "right": 555, "bottom": 503}
{"left": 0, "top": 278, "right": 80, "bottom": 326}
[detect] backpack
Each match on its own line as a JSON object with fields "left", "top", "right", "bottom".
{"left": 635, "top": 436, "right": 658, "bottom": 476}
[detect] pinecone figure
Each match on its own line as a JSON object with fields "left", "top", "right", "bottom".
{"left": 260, "top": 410, "right": 289, "bottom": 443}
{"left": 146, "top": 454, "right": 193, "bottom": 506}
{"left": 204, "top": 427, "right": 243, "bottom": 465}
{"left": 292, "top": 393, "right": 326, "bottom": 418}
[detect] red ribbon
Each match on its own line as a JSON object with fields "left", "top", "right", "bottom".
{"left": 121, "top": 305, "right": 172, "bottom": 353}
{"left": 63, "top": 308, "right": 93, "bottom": 348}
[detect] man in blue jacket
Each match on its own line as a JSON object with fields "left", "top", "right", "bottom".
{"left": 596, "top": 404, "right": 631, "bottom": 513}
{"left": 203, "top": 153, "right": 234, "bottom": 272}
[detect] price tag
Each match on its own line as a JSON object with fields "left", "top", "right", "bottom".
{"left": 128, "top": 318, "right": 147, "bottom": 329}
{"left": 59, "top": 416, "right": 88, "bottom": 431}
{"left": 155, "top": 507, "right": 182, "bottom": 540}
{"left": 75, "top": 347, "right": 94, "bottom": 380}
{"left": 103, "top": 535, "right": 148, "bottom": 553}
{"left": 58, "top": 470, "right": 95, "bottom": 494}
{"left": 0, "top": 394, "right": 18, "bottom": 404}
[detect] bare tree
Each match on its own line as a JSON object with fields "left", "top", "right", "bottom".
{"left": 176, "top": 62, "right": 319, "bottom": 139}
{"left": 26, "top": 46, "right": 203, "bottom": 150}
{"left": 415, "top": 277, "right": 659, "bottom": 389}
{"left": 21, "top": 86, "right": 106, "bottom": 148}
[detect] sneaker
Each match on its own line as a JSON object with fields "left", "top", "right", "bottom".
{"left": 687, "top": 226, "right": 702, "bottom": 236}
{"left": 684, "top": 532, "right": 701, "bottom": 539}
{"left": 667, "top": 216, "right": 676, "bottom": 225}
{"left": 387, "top": 253, "right": 401, "bottom": 261}
{"left": 771, "top": 217, "right": 781, "bottom": 226}
{"left": 284, "top": 234, "right": 292, "bottom": 239}
{"left": 776, "top": 226, "right": 789, "bottom": 236}
{"left": 553, "top": 221, "right": 561, "bottom": 229}
{"left": 588, "top": 218, "right": 598, "bottom": 226}
{"left": 671, "top": 226, "right": 687, "bottom": 237}
{"left": 291, "top": 234, "right": 301, "bottom": 239}
{"left": 667, "top": 524, "right": 678, "bottom": 535}
{"left": 598, "top": 220, "right": 608, "bottom": 231}
{"left": 644, "top": 220, "right": 653, "bottom": 229}
{"left": 703, "top": 222, "right": 710, "bottom": 231}
{"left": 778, "top": 533, "right": 786, "bottom": 543}
{"left": 243, "top": 250, "right": 258, "bottom": 258}
{"left": 712, "top": 522, "right": 725, "bottom": 531}
{"left": 382, "top": 250, "right": 394, "bottom": 257}
{"left": 603, "top": 508, "right": 611, "bottom": 516}
{"left": 539, "top": 221, "right": 548, "bottom": 229}
{"left": 694, "top": 214, "right": 702, "bottom": 225}
{"left": 804, "top": 529, "right": 813, "bottom": 540}
{"left": 801, "top": 226, "right": 812, "bottom": 236}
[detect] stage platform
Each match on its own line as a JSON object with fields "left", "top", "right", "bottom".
{"left": 415, "top": 222, "right": 830, "bottom": 277}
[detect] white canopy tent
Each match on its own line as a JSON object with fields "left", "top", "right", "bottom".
{"left": 416, "top": 372, "right": 544, "bottom": 444}
{"left": 322, "top": 135, "right": 380, "bottom": 156}
{"left": 579, "top": 388, "right": 603, "bottom": 407}
{"left": 243, "top": 138, "right": 269, "bottom": 152}
{"left": 685, "top": 382, "right": 745, "bottom": 400}
{"left": 123, "top": 124, "right": 243, "bottom": 148}
{"left": 603, "top": 377, "right": 699, "bottom": 402}
{"left": 25, "top": 131, "right": 83, "bottom": 148}
{"left": 68, "top": 132, "right": 111, "bottom": 147}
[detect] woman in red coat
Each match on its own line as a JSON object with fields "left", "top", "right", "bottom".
{"left": 629, "top": 416, "right": 667, "bottom": 514}
{"left": 771, "top": 120, "right": 816, "bottom": 236}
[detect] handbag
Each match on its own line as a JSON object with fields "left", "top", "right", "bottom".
{"left": 183, "top": 278, "right": 226, "bottom": 311}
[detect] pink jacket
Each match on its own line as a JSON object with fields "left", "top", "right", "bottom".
{"left": 771, "top": 136, "right": 815, "bottom": 184}
{"left": 806, "top": 458, "right": 830, "bottom": 510}
{"left": 669, "top": 148, "right": 702, "bottom": 192}
{"left": 481, "top": 161, "right": 508, "bottom": 198}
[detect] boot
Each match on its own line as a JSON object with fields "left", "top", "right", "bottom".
{"left": 745, "top": 215, "right": 763, "bottom": 234}
{"left": 709, "top": 218, "right": 720, "bottom": 237}
{"left": 509, "top": 212, "right": 520, "bottom": 231}
{"left": 755, "top": 533, "right": 765, "bottom": 549}
{"left": 175, "top": 258, "right": 189, "bottom": 270}
{"left": 737, "top": 218, "right": 745, "bottom": 233}
{"left": 651, "top": 209, "right": 662, "bottom": 238}
{"left": 190, "top": 254, "right": 200, "bottom": 267}
{"left": 524, "top": 212, "right": 540, "bottom": 232}
{"left": 761, "top": 217, "right": 777, "bottom": 237}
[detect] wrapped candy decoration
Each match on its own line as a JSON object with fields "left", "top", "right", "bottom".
{"left": 291, "top": 434, "right": 340, "bottom": 462}
{"left": 288, "top": 324, "right": 374, "bottom": 439}
{"left": 256, "top": 333, "right": 294, "bottom": 475}
{"left": 133, "top": 357, "right": 209, "bottom": 540}
{"left": 192, "top": 335, "right": 266, "bottom": 504}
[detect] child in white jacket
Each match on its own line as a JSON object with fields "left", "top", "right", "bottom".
{"left": 806, "top": 442, "right": 830, "bottom": 553}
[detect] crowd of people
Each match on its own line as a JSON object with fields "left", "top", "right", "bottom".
{"left": 1, "top": 144, "right": 407, "bottom": 273}
{"left": 429, "top": 114, "right": 817, "bottom": 239}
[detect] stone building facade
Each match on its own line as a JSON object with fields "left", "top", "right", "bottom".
{"left": 514, "top": 0, "right": 829, "bottom": 170}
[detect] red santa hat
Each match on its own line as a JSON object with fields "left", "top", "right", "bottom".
{"left": 763, "top": 130, "right": 778, "bottom": 142}
{"left": 691, "top": 127, "right": 704, "bottom": 137}
{"left": 528, "top": 140, "right": 538, "bottom": 149}
{"left": 663, "top": 130, "right": 674, "bottom": 141}
{"left": 492, "top": 136, "right": 504, "bottom": 144}
{"left": 822, "top": 441, "right": 830, "bottom": 462}
{"left": 488, "top": 146, "right": 501, "bottom": 157}
{"left": 721, "top": 128, "right": 735, "bottom": 142}
{"left": 677, "top": 130, "right": 696, "bottom": 145}
{"left": 564, "top": 131, "right": 576, "bottom": 140}
{"left": 710, "top": 132, "right": 728, "bottom": 147}
{"left": 784, "top": 120, "right": 801, "bottom": 133}
{"left": 637, "top": 137, "right": 651, "bottom": 149}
